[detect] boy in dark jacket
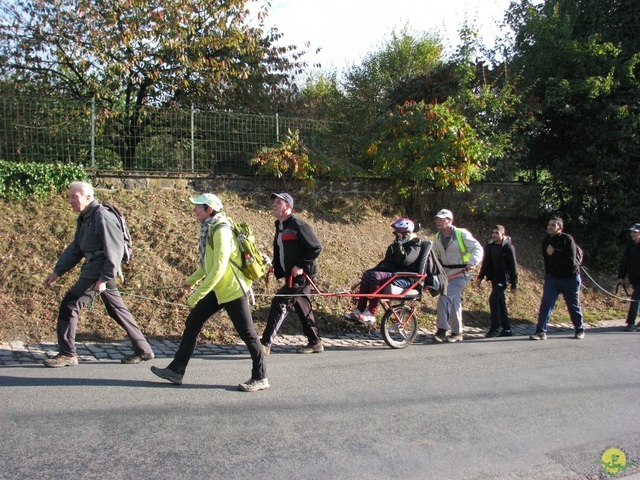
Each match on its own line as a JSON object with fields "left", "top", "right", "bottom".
{"left": 617, "top": 223, "right": 640, "bottom": 332}
{"left": 478, "top": 225, "right": 518, "bottom": 337}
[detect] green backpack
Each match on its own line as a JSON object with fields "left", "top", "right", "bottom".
{"left": 211, "top": 219, "right": 269, "bottom": 281}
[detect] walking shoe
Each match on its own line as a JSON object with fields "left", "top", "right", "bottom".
{"left": 150, "top": 366, "right": 184, "bottom": 385}
{"left": 344, "top": 309, "right": 363, "bottom": 321}
{"left": 121, "top": 352, "right": 155, "bottom": 364}
{"left": 238, "top": 378, "right": 270, "bottom": 392}
{"left": 623, "top": 323, "right": 637, "bottom": 332}
{"left": 360, "top": 309, "right": 376, "bottom": 325}
{"left": 485, "top": 329, "right": 499, "bottom": 338}
{"left": 43, "top": 354, "right": 78, "bottom": 368}
{"left": 529, "top": 331, "right": 547, "bottom": 340}
{"left": 498, "top": 329, "right": 513, "bottom": 337}
{"left": 433, "top": 328, "right": 448, "bottom": 343}
{"left": 574, "top": 330, "right": 585, "bottom": 339}
{"left": 446, "top": 332, "right": 463, "bottom": 343}
{"left": 262, "top": 343, "right": 271, "bottom": 355}
{"left": 297, "top": 342, "right": 324, "bottom": 354}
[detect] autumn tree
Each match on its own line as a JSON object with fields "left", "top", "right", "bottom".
{"left": 0, "top": 0, "right": 306, "bottom": 169}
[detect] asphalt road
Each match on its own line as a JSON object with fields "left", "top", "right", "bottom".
{"left": 1, "top": 327, "right": 640, "bottom": 480}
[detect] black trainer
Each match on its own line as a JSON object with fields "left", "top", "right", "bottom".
{"left": 498, "top": 329, "right": 512, "bottom": 337}
{"left": 433, "top": 328, "right": 448, "bottom": 343}
{"left": 485, "top": 329, "right": 500, "bottom": 338}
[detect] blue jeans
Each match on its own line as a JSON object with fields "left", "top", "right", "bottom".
{"left": 535, "top": 274, "right": 584, "bottom": 333}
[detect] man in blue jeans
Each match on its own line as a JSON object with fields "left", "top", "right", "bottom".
{"left": 530, "top": 217, "right": 585, "bottom": 340}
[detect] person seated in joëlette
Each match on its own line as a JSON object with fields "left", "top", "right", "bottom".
{"left": 345, "top": 218, "right": 423, "bottom": 325}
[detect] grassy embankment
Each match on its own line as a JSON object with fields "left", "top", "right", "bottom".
{"left": 0, "top": 188, "right": 625, "bottom": 343}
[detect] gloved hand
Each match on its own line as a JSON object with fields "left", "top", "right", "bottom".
{"left": 394, "top": 231, "right": 403, "bottom": 242}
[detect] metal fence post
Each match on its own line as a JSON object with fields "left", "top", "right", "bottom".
{"left": 191, "top": 103, "right": 195, "bottom": 173}
{"left": 91, "top": 97, "right": 95, "bottom": 168}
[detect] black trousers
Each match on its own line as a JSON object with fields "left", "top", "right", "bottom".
{"left": 169, "top": 291, "right": 266, "bottom": 380}
{"left": 56, "top": 277, "right": 152, "bottom": 357}
{"left": 489, "top": 282, "right": 511, "bottom": 331}
{"left": 261, "top": 275, "right": 321, "bottom": 347}
{"left": 626, "top": 283, "right": 640, "bottom": 325}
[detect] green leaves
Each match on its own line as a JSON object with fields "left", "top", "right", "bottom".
{"left": 250, "top": 129, "right": 354, "bottom": 188}
{"left": 0, "top": 160, "right": 87, "bottom": 200}
{"left": 368, "top": 101, "right": 488, "bottom": 192}
{"left": 508, "top": 0, "right": 640, "bottom": 264}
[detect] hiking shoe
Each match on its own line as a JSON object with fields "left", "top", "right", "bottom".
{"left": 529, "top": 331, "right": 547, "bottom": 341}
{"left": 43, "top": 354, "right": 78, "bottom": 368}
{"left": 447, "top": 332, "right": 463, "bottom": 343}
{"left": 498, "top": 329, "right": 513, "bottom": 337}
{"left": 623, "top": 323, "right": 637, "bottom": 332}
{"left": 262, "top": 343, "right": 271, "bottom": 355}
{"left": 433, "top": 328, "right": 448, "bottom": 343}
{"left": 485, "top": 329, "right": 499, "bottom": 338}
{"left": 360, "top": 309, "right": 376, "bottom": 325}
{"left": 121, "top": 352, "right": 155, "bottom": 364}
{"left": 574, "top": 330, "right": 585, "bottom": 339}
{"left": 238, "top": 378, "right": 270, "bottom": 392}
{"left": 297, "top": 342, "right": 324, "bottom": 354}
{"left": 150, "top": 366, "right": 184, "bottom": 385}
{"left": 344, "top": 309, "right": 363, "bottom": 321}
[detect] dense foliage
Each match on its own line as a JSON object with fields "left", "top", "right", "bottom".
{"left": 0, "top": 160, "right": 87, "bottom": 199}
{"left": 367, "top": 101, "right": 488, "bottom": 192}
{"left": 506, "top": 0, "right": 640, "bottom": 261}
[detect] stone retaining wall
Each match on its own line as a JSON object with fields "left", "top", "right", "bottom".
{"left": 93, "top": 172, "right": 540, "bottom": 219}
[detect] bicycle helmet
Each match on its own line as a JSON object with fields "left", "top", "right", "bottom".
{"left": 391, "top": 218, "right": 414, "bottom": 233}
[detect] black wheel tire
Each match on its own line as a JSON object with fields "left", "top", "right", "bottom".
{"left": 381, "top": 305, "right": 418, "bottom": 349}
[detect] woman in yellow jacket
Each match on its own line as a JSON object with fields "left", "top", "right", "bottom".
{"left": 151, "top": 194, "right": 268, "bottom": 392}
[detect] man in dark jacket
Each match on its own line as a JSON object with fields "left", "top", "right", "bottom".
{"left": 478, "top": 225, "right": 518, "bottom": 338}
{"left": 530, "top": 217, "right": 585, "bottom": 340}
{"left": 617, "top": 223, "right": 640, "bottom": 332}
{"left": 261, "top": 193, "right": 324, "bottom": 354}
{"left": 42, "top": 181, "right": 154, "bottom": 367}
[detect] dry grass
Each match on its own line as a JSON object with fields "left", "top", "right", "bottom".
{"left": 0, "top": 188, "right": 626, "bottom": 344}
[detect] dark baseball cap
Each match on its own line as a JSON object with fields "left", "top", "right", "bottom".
{"left": 629, "top": 223, "right": 640, "bottom": 232}
{"left": 271, "top": 192, "right": 294, "bottom": 209}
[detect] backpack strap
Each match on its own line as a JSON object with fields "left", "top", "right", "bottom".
{"left": 209, "top": 222, "right": 244, "bottom": 276}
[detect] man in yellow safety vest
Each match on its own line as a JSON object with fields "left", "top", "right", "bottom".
{"left": 433, "top": 209, "right": 483, "bottom": 343}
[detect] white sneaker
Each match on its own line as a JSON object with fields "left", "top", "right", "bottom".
{"left": 238, "top": 378, "right": 270, "bottom": 392}
{"left": 361, "top": 309, "right": 376, "bottom": 325}
{"left": 345, "top": 309, "right": 363, "bottom": 321}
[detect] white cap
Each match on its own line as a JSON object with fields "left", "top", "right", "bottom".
{"left": 435, "top": 209, "right": 453, "bottom": 219}
{"left": 189, "top": 193, "right": 223, "bottom": 211}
